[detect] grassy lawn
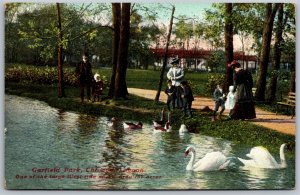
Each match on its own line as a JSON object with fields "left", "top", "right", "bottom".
{"left": 5, "top": 64, "right": 210, "bottom": 96}
{"left": 83, "top": 67, "right": 210, "bottom": 95}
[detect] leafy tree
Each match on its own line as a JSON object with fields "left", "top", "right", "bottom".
{"left": 205, "top": 50, "right": 226, "bottom": 73}
{"left": 174, "top": 15, "right": 193, "bottom": 50}
{"left": 128, "top": 9, "right": 159, "bottom": 69}
{"left": 108, "top": 3, "right": 121, "bottom": 98}
{"left": 266, "top": 3, "right": 284, "bottom": 102}
{"left": 5, "top": 3, "right": 24, "bottom": 63}
{"left": 224, "top": 3, "right": 233, "bottom": 93}
{"left": 56, "top": 3, "right": 65, "bottom": 97}
{"left": 255, "top": 3, "right": 280, "bottom": 101}
{"left": 203, "top": 4, "right": 225, "bottom": 49}
{"left": 279, "top": 3, "right": 295, "bottom": 93}
{"left": 114, "top": 3, "right": 131, "bottom": 99}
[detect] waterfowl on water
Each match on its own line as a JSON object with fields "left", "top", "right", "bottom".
{"left": 154, "top": 122, "right": 171, "bottom": 132}
{"left": 184, "top": 146, "right": 230, "bottom": 171}
{"left": 153, "top": 109, "right": 165, "bottom": 128}
{"left": 179, "top": 124, "right": 188, "bottom": 134}
{"left": 237, "top": 144, "right": 287, "bottom": 169}
{"left": 107, "top": 117, "right": 117, "bottom": 127}
{"left": 123, "top": 122, "right": 143, "bottom": 129}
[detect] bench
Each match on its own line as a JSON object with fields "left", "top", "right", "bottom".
{"left": 276, "top": 92, "right": 296, "bottom": 119}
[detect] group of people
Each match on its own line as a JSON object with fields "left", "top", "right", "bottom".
{"left": 212, "top": 60, "right": 256, "bottom": 121}
{"left": 75, "top": 52, "right": 104, "bottom": 103}
{"left": 76, "top": 52, "right": 255, "bottom": 121}
{"left": 165, "top": 57, "right": 194, "bottom": 118}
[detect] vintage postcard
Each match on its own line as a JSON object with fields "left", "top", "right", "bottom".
{"left": 4, "top": 1, "right": 296, "bottom": 190}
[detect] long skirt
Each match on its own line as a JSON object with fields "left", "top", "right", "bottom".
{"left": 231, "top": 84, "right": 256, "bottom": 119}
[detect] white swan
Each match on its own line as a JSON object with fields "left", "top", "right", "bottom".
{"left": 184, "top": 146, "right": 230, "bottom": 171}
{"left": 179, "top": 124, "right": 188, "bottom": 134}
{"left": 237, "top": 144, "right": 287, "bottom": 169}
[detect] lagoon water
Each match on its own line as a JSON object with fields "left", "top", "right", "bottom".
{"left": 5, "top": 95, "right": 295, "bottom": 190}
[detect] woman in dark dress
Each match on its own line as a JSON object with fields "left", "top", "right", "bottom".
{"left": 229, "top": 60, "right": 256, "bottom": 120}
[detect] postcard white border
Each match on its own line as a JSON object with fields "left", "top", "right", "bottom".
{"left": 0, "top": 0, "right": 298, "bottom": 195}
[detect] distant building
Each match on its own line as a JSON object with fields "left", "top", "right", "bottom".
{"left": 150, "top": 48, "right": 257, "bottom": 71}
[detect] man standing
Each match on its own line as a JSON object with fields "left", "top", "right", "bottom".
{"left": 76, "top": 52, "right": 93, "bottom": 102}
{"left": 167, "top": 57, "right": 184, "bottom": 108}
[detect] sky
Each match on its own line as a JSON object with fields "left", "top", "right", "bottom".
{"left": 171, "top": 3, "right": 212, "bottom": 18}
{"left": 136, "top": 3, "right": 212, "bottom": 23}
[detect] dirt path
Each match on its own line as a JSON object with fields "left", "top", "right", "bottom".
{"left": 128, "top": 88, "right": 296, "bottom": 136}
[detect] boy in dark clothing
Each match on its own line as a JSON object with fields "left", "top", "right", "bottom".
{"left": 75, "top": 52, "right": 93, "bottom": 102}
{"left": 92, "top": 73, "right": 104, "bottom": 102}
{"left": 164, "top": 80, "right": 176, "bottom": 111}
{"left": 180, "top": 81, "right": 194, "bottom": 118}
{"left": 212, "top": 84, "right": 226, "bottom": 121}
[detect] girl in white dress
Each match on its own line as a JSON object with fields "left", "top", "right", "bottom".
{"left": 225, "top": 86, "right": 236, "bottom": 117}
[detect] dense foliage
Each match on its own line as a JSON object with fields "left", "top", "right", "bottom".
{"left": 5, "top": 65, "right": 108, "bottom": 87}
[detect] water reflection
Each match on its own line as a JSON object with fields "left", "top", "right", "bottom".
{"left": 5, "top": 95, "right": 295, "bottom": 190}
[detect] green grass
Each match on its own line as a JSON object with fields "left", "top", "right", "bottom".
{"left": 5, "top": 64, "right": 211, "bottom": 96}
{"left": 93, "top": 68, "right": 210, "bottom": 95}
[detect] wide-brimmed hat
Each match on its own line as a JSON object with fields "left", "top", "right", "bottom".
{"left": 170, "top": 57, "right": 179, "bottom": 65}
{"left": 228, "top": 60, "right": 241, "bottom": 69}
{"left": 94, "top": 73, "right": 101, "bottom": 82}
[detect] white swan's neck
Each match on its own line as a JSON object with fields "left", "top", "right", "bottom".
{"left": 279, "top": 144, "right": 287, "bottom": 168}
{"left": 186, "top": 149, "right": 195, "bottom": 170}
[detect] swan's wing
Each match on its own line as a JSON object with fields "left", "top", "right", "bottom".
{"left": 238, "top": 157, "right": 257, "bottom": 167}
{"left": 219, "top": 160, "right": 230, "bottom": 170}
{"left": 193, "top": 152, "right": 227, "bottom": 171}
{"left": 248, "top": 147, "right": 279, "bottom": 168}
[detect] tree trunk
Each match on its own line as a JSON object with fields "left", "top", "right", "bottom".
{"left": 224, "top": 3, "right": 234, "bottom": 93}
{"left": 266, "top": 3, "right": 284, "bottom": 102}
{"left": 155, "top": 6, "right": 175, "bottom": 101}
{"left": 114, "top": 3, "right": 131, "bottom": 99}
{"left": 56, "top": 3, "right": 65, "bottom": 98}
{"left": 255, "top": 3, "right": 280, "bottom": 101}
{"left": 108, "top": 3, "right": 121, "bottom": 98}
{"left": 290, "top": 62, "right": 295, "bottom": 92}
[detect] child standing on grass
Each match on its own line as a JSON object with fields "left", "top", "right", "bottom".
{"left": 180, "top": 81, "right": 194, "bottom": 118}
{"left": 212, "top": 84, "right": 226, "bottom": 121}
{"left": 225, "top": 85, "right": 236, "bottom": 118}
{"left": 92, "top": 73, "right": 104, "bottom": 102}
{"left": 164, "top": 80, "right": 176, "bottom": 111}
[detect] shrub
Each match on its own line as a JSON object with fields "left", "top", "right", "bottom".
{"left": 5, "top": 65, "right": 109, "bottom": 87}
{"left": 204, "top": 74, "right": 226, "bottom": 96}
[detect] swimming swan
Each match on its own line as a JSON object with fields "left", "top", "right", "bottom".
{"left": 237, "top": 144, "right": 287, "bottom": 169}
{"left": 184, "top": 146, "right": 230, "bottom": 171}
